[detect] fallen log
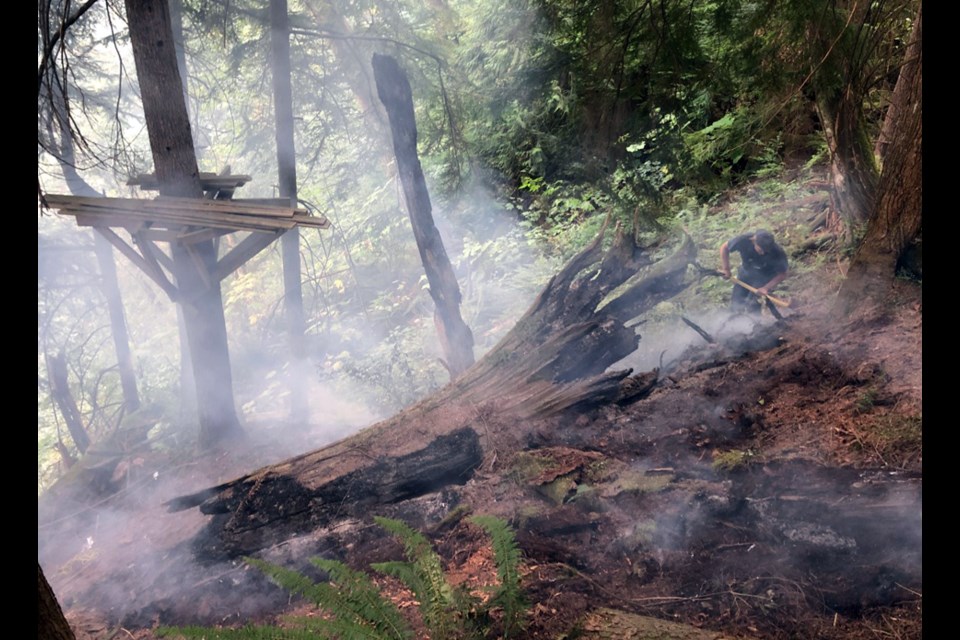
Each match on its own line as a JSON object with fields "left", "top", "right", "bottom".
{"left": 171, "top": 223, "right": 698, "bottom": 560}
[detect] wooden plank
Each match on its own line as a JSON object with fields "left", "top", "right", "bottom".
{"left": 128, "top": 172, "right": 253, "bottom": 191}
{"left": 136, "top": 228, "right": 185, "bottom": 242}
{"left": 177, "top": 228, "right": 233, "bottom": 245}
{"left": 47, "top": 194, "right": 304, "bottom": 217}
{"left": 212, "top": 231, "right": 280, "bottom": 283}
{"left": 95, "top": 228, "right": 180, "bottom": 301}
{"left": 69, "top": 206, "right": 297, "bottom": 232}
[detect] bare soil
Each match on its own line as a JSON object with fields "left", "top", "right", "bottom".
{"left": 39, "top": 188, "right": 922, "bottom": 639}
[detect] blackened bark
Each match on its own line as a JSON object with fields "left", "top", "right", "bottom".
{"left": 875, "top": 4, "right": 922, "bottom": 161}
{"left": 371, "top": 54, "right": 475, "bottom": 378}
{"left": 38, "top": 563, "right": 76, "bottom": 640}
{"left": 124, "top": 0, "right": 242, "bottom": 447}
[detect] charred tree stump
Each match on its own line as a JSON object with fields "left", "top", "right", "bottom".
{"left": 372, "top": 54, "right": 475, "bottom": 378}
{"left": 172, "top": 222, "right": 697, "bottom": 560}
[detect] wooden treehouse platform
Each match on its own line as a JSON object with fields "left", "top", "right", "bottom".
{"left": 45, "top": 173, "right": 330, "bottom": 302}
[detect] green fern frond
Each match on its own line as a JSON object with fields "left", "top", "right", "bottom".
{"left": 373, "top": 516, "right": 455, "bottom": 637}
{"left": 308, "top": 558, "right": 412, "bottom": 639}
{"left": 244, "top": 557, "right": 337, "bottom": 607}
{"left": 469, "top": 515, "right": 527, "bottom": 638}
{"left": 156, "top": 624, "right": 318, "bottom": 639}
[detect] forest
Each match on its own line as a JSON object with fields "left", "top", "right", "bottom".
{"left": 38, "top": 0, "right": 921, "bottom": 638}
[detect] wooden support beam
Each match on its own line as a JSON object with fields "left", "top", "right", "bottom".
{"left": 95, "top": 228, "right": 180, "bottom": 300}
{"left": 178, "top": 228, "right": 232, "bottom": 245}
{"left": 135, "top": 233, "right": 176, "bottom": 275}
{"left": 185, "top": 243, "right": 213, "bottom": 290}
{"left": 212, "top": 231, "right": 280, "bottom": 283}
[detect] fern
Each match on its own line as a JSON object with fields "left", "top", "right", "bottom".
{"left": 156, "top": 624, "right": 319, "bottom": 639}
{"left": 158, "top": 516, "right": 526, "bottom": 640}
{"left": 469, "top": 516, "right": 527, "bottom": 638}
{"left": 372, "top": 516, "right": 456, "bottom": 638}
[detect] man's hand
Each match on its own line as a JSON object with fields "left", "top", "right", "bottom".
{"left": 756, "top": 286, "right": 769, "bottom": 296}
{"left": 722, "top": 267, "right": 732, "bottom": 279}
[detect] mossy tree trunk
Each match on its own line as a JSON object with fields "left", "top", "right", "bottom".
{"left": 835, "top": 3, "right": 921, "bottom": 314}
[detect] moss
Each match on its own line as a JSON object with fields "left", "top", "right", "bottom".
{"left": 712, "top": 449, "right": 757, "bottom": 472}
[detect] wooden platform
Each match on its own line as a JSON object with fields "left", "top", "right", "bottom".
{"left": 44, "top": 187, "right": 330, "bottom": 302}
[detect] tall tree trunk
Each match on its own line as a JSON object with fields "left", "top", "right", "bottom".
{"left": 835, "top": 3, "right": 921, "bottom": 315}
{"left": 270, "top": 0, "right": 310, "bottom": 424}
{"left": 38, "top": 564, "right": 76, "bottom": 640}
{"left": 124, "top": 0, "right": 242, "bottom": 447}
{"left": 372, "top": 54, "right": 475, "bottom": 378}
{"left": 52, "top": 89, "right": 141, "bottom": 415}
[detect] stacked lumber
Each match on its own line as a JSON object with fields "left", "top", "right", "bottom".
{"left": 45, "top": 195, "right": 330, "bottom": 234}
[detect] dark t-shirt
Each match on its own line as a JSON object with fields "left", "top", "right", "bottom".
{"left": 728, "top": 233, "right": 788, "bottom": 285}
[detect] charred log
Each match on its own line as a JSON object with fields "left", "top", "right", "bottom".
{"left": 172, "top": 223, "right": 696, "bottom": 560}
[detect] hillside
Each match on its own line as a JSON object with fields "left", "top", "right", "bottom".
{"left": 40, "top": 172, "right": 922, "bottom": 640}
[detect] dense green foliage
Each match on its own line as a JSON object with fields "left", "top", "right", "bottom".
{"left": 37, "top": 0, "right": 915, "bottom": 486}
{"left": 156, "top": 515, "right": 526, "bottom": 639}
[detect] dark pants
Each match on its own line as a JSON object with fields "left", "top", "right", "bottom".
{"left": 731, "top": 271, "right": 767, "bottom": 314}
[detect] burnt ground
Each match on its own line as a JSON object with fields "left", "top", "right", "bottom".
{"left": 39, "top": 200, "right": 922, "bottom": 639}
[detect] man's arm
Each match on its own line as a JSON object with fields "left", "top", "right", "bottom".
{"left": 719, "top": 241, "right": 732, "bottom": 278}
{"left": 756, "top": 270, "right": 787, "bottom": 296}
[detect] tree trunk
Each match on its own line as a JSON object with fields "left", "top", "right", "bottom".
{"left": 44, "top": 350, "right": 90, "bottom": 454}
{"left": 170, "top": 223, "right": 696, "bottom": 560}
{"left": 875, "top": 4, "right": 922, "bottom": 162}
{"left": 270, "top": 0, "right": 310, "bottom": 424}
{"left": 371, "top": 54, "right": 476, "bottom": 378}
{"left": 52, "top": 90, "right": 141, "bottom": 415}
{"left": 124, "top": 0, "right": 242, "bottom": 447}
{"left": 38, "top": 563, "right": 76, "bottom": 640}
{"left": 834, "top": 3, "right": 921, "bottom": 315}
{"left": 817, "top": 92, "right": 878, "bottom": 236}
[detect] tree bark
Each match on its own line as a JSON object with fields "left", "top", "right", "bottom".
{"left": 372, "top": 54, "right": 476, "bottom": 378}
{"left": 834, "top": 3, "right": 921, "bottom": 315}
{"left": 170, "top": 223, "right": 696, "bottom": 560}
{"left": 270, "top": 0, "right": 310, "bottom": 424}
{"left": 124, "top": 0, "right": 242, "bottom": 447}
{"left": 38, "top": 563, "right": 76, "bottom": 640}
{"left": 875, "top": 4, "right": 922, "bottom": 162}
{"left": 817, "top": 92, "right": 878, "bottom": 235}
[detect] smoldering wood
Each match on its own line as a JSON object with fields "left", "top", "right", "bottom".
{"left": 171, "top": 221, "right": 696, "bottom": 560}
{"left": 372, "top": 53, "right": 475, "bottom": 377}
{"left": 680, "top": 315, "right": 715, "bottom": 344}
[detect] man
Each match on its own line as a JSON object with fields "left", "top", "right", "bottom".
{"left": 720, "top": 229, "right": 788, "bottom": 314}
